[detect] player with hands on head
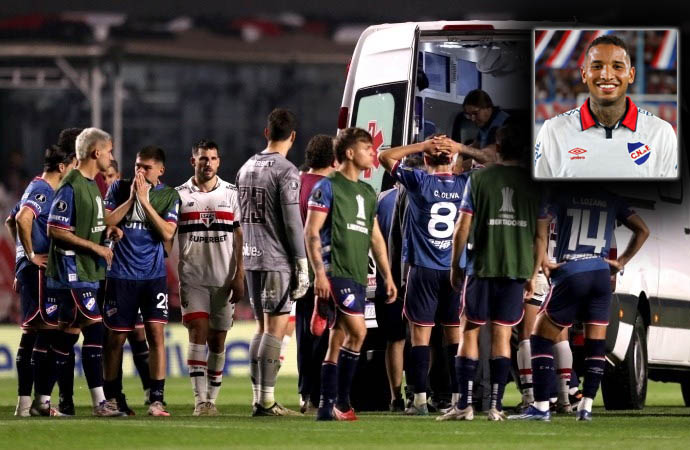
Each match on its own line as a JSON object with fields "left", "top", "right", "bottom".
{"left": 378, "top": 135, "right": 468, "bottom": 416}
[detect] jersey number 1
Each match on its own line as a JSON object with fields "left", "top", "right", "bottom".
{"left": 566, "top": 208, "right": 607, "bottom": 254}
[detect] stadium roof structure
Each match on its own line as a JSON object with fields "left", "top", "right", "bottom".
{"left": 0, "top": 14, "right": 359, "bottom": 163}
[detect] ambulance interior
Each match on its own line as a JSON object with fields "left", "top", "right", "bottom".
{"left": 413, "top": 34, "right": 531, "bottom": 146}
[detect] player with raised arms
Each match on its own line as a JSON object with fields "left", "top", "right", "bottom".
{"left": 306, "top": 127, "right": 397, "bottom": 421}
{"left": 102, "top": 145, "right": 180, "bottom": 417}
{"left": 510, "top": 184, "right": 649, "bottom": 421}
{"left": 378, "top": 136, "right": 468, "bottom": 415}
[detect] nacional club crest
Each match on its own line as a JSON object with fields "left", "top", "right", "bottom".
{"left": 200, "top": 212, "right": 216, "bottom": 228}
{"left": 628, "top": 142, "right": 651, "bottom": 165}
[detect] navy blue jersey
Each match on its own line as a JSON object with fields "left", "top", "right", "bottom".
{"left": 375, "top": 187, "right": 397, "bottom": 298}
{"left": 391, "top": 162, "right": 468, "bottom": 270}
{"left": 104, "top": 180, "right": 180, "bottom": 280}
{"left": 46, "top": 184, "right": 100, "bottom": 289}
{"left": 307, "top": 177, "right": 334, "bottom": 270}
{"left": 13, "top": 177, "right": 55, "bottom": 274}
{"left": 547, "top": 188, "right": 635, "bottom": 280}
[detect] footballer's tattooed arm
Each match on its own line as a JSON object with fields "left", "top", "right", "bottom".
{"left": 378, "top": 138, "right": 443, "bottom": 173}
{"left": 304, "top": 209, "right": 329, "bottom": 299}
{"left": 370, "top": 218, "right": 397, "bottom": 303}
{"left": 450, "top": 212, "right": 473, "bottom": 291}
{"left": 606, "top": 214, "right": 649, "bottom": 274}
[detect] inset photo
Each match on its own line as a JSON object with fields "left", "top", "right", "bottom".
{"left": 533, "top": 29, "right": 679, "bottom": 180}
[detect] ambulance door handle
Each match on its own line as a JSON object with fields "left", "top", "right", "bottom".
{"left": 685, "top": 227, "right": 690, "bottom": 235}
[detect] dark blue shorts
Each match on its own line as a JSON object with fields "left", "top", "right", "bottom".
{"left": 543, "top": 269, "right": 612, "bottom": 327}
{"left": 17, "top": 265, "right": 59, "bottom": 327}
{"left": 403, "top": 266, "right": 460, "bottom": 327}
{"left": 462, "top": 276, "right": 525, "bottom": 326}
{"left": 374, "top": 296, "right": 406, "bottom": 341}
{"left": 103, "top": 277, "right": 168, "bottom": 331}
{"left": 57, "top": 287, "right": 101, "bottom": 324}
{"left": 329, "top": 277, "right": 367, "bottom": 316}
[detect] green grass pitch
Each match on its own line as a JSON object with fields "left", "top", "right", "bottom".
{"left": 1, "top": 376, "right": 689, "bottom": 448}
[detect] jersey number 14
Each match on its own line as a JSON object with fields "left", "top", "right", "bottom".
{"left": 566, "top": 208, "right": 607, "bottom": 254}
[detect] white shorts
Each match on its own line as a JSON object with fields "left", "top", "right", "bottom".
{"left": 180, "top": 283, "right": 235, "bottom": 331}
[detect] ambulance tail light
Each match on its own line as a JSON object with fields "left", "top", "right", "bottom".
{"left": 338, "top": 107, "right": 349, "bottom": 130}
{"left": 609, "top": 247, "right": 618, "bottom": 291}
{"left": 442, "top": 24, "right": 494, "bottom": 31}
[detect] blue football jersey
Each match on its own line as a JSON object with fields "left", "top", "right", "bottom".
{"left": 375, "top": 187, "right": 397, "bottom": 297}
{"left": 548, "top": 187, "right": 634, "bottom": 279}
{"left": 104, "top": 179, "right": 180, "bottom": 280}
{"left": 14, "top": 177, "right": 56, "bottom": 274}
{"left": 392, "top": 162, "right": 468, "bottom": 270}
{"left": 306, "top": 177, "right": 334, "bottom": 269}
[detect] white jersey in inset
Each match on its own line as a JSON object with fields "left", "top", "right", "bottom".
{"left": 534, "top": 97, "right": 677, "bottom": 179}
{"left": 176, "top": 176, "right": 241, "bottom": 287}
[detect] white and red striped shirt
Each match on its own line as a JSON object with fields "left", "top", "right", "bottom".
{"left": 175, "top": 176, "right": 241, "bottom": 287}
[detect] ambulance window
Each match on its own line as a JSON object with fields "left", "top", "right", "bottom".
{"left": 351, "top": 82, "right": 407, "bottom": 150}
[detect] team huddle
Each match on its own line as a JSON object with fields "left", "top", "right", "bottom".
{"left": 7, "top": 107, "right": 648, "bottom": 422}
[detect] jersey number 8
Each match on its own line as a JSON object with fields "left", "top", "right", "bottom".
{"left": 428, "top": 202, "right": 457, "bottom": 239}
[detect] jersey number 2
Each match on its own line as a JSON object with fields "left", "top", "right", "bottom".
{"left": 566, "top": 208, "right": 607, "bottom": 254}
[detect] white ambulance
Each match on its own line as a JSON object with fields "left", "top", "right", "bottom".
{"left": 340, "top": 21, "right": 690, "bottom": 410}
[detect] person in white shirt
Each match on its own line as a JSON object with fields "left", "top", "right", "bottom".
{"left": 176, "top": 139, "right": 244, "bottom": 416}
{"left": 534, "top": 34, "right": 677, "bottom": 179}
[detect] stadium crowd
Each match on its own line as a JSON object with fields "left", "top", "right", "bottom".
{"left": 6, "top": 90, "right": 647, "bottom": 421}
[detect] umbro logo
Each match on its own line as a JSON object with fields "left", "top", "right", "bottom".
{"left": 568, "top": 148, "right": 587, "bottom": 160}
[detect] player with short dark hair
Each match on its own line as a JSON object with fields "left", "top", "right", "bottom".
{"left": 5, "top": 144, "right": 76, "bottom": 416}
{"left": 444, "top": 124, "right": 542, "bottom": 421}
{"left": 45, "top": 127, "right": 124, "bottom": 417}
{"left": 102, "top": 145, "right": 180, "bottom": 417}
{"left": 177, "top": 140, "right": 244, "bottom": 416}
{"left": 379, "top": 137, "right": 468, "bottom": 416}
{"left": 306, "top": 127, "right": 397, "bottom": 421}
{"left": 535, "top": 34, "right": 677, "bottom": 178}
{"left": 237, "top": 108, "right": 309, "bottom": 416}
{"left": 266, "top": 109, "right": 298, "bottom": 141}
{"left": 296, "top": 134, "right": 335, "bottom": 413}
{"left": 510, "top": 184, "right": 649, "bottom": 421}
